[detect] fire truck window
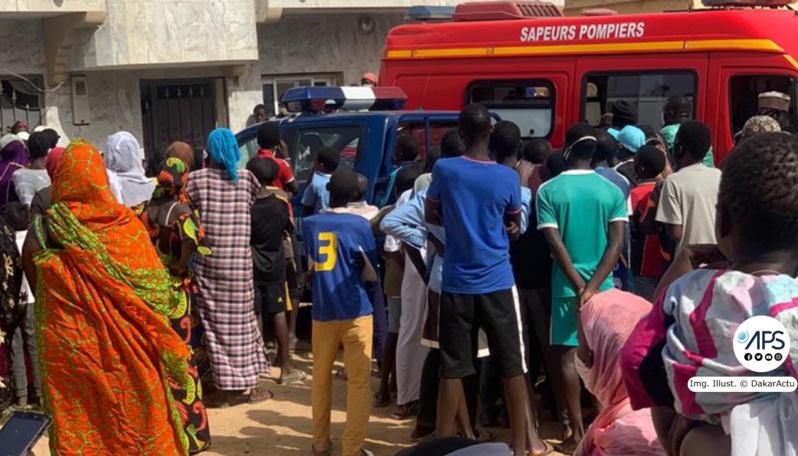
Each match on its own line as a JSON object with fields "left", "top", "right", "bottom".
{"left": 729, "top": 75, "right": 795, "bottom": 136}
{"left": 466, "top": 81, "right": 554, "bottom": 139}
{"left": 584, "top": 72, "right": 696, "bottom": 130}
{"left": 294, "top": 126, "right": 364, "bottom": 182}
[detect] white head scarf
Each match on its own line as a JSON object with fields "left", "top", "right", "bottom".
{"left": 103, "top": 131, "right": 154, "bottom": 207}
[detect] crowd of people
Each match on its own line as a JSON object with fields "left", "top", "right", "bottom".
{"left": 0, "top": 86, "right": 796, "bottom": 456}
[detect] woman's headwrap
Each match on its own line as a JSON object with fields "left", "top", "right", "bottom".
{"left": 0, "top": 135, "right": 21, "bottom": 151}
{"left": 103, "top": 131, "right": 155, "bottom": 207}
{"left": 155, "top": 157, "right": 190, "bottom": 203}
{"left": 575, "top": 289, "right": 666, "bottom": 456}
{"left": 166, "top": 141, "right": 195, "bottom": 171}
{"left": 206, "top": 128, "right": 240, "bottom": 182}
{"left": 0, "top": 138, "right": 29, "bottom": 205}
{"left": 739, "top": 115, "right": 781, "bottom": 143}
{"left": 45, "top": 147, "right": 66, "bottom": 179}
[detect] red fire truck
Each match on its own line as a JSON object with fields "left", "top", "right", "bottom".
{"left": 380, "top": 0, "right": 798, "bottom": 161}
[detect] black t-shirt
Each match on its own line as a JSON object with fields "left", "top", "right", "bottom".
{"left": 510, "top": 199, "right": 552, "bottom": 290}
{"left": 250, "top": 194, "right": 291, "bottom": 285}
{"left": 616, "top": 161, "right": 639, "bottom": 188}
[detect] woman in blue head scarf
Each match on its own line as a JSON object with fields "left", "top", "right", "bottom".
{"left": 206, "top": 128, "right": 241, "bottom": 183}
{"left": 185, "top": 128, "right": 272, "bottom": 407}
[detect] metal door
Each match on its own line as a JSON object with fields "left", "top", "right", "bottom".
{"left": 140, "top": 79, "right": 218, "bottom": 173}
{"left": 1, "top": 78, "right": 44, "bottom": 132}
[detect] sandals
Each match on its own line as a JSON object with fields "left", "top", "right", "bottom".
{"left": 277, "top": 369, "right": 307, "bottom": 385}
{"left": 247, "top": 387, "right": 274, "bottom": 404}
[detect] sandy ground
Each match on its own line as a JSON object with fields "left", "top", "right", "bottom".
{"left": 32, "top": 352, "right": 568, "bottom": 456}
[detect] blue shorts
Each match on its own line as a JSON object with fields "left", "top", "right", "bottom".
{"left": 550, "top": 297, "right": 578, "bottom": 347}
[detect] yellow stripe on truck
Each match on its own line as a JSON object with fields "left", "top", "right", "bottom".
{"left": 385, "top": 39, "right": 784, "bottom": 59}
{"left": 494, "top": 40, "right": 685, "bottom": 55}
{"left": 684, "top": 39, "right": 782, "bottom": 51}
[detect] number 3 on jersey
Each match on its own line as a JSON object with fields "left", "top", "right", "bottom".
{"left": 315, "top": 232, "right": 338, "bottom": 271}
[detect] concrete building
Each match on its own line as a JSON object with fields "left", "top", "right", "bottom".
{"left": 0, "top": 0, "right": 473, "bottom": 166}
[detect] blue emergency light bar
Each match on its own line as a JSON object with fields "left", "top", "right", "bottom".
{"left": 281, "top": 86, "right": 408, "bottom": 113}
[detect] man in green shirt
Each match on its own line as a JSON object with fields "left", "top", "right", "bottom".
{"left": 536, "top": 123, "right": 627, "bottom": 453}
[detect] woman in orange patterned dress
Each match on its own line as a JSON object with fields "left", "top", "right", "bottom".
{"left": 21, "top": 139, "right": 190, "bottom": 455}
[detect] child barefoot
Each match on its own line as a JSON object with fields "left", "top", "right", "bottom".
{"left": 622, "top": 132, "right": 798, "bottom": 456}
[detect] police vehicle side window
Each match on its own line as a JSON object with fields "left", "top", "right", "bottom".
{"left": 238, "top": 136, "right": 259, "bottom": 169}
{"left": 729, "top": 75, "right": 795, "bottom": 136}
{"left": 465, "top": 80, "right": 555, "bottom": 139}
{"left": 583, "top": 72, "right": 696, "bottom": 130}
{"left": 294, "top": 126, "right": 364, "bottom": 182}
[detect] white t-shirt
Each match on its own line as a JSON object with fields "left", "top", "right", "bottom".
{"left": 12, "top": 168, "right": 50, "bottom": 206}
{"left": 656, "top": 163, "right": 722, "bottom": 252}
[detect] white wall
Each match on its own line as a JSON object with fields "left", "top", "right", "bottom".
{"left": 257, "top": 13, "right": 403, "bottom": 86}
{"left": 70, "top": 0, "right": 258, "bottom": 70}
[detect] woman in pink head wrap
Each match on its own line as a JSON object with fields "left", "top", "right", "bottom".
{"left": 574, "top": 288, "right": 667, "bottom": 456}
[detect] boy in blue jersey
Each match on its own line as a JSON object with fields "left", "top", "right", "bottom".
{"left": 536, "top": 124, "right": 627, "bottom": 453}
{"left": 425, "top": 104, "right": 529, "bottom": 456}
{"left": 303, "top": 168, "right": 378, "bottom": 456}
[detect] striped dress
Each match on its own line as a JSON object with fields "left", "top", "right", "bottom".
{"left": 187, "top": 167, "right": 269, "bottom": 390}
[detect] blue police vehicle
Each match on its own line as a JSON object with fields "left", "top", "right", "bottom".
{"left": 235, "top": 86, "right": 460, "bottom": 208}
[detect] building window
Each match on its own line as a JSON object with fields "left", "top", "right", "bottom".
{"left": 729, "top": 75, "right": 795, "bottom": 136}
{"left": 1, "top": 77, "right": 44, "bottom": 132}
{"left": 583, "top": 72, "right": 696, "bottom": 130}
{"left": 466, "top": 80, "right": 555, "bottom": 139}
{"left": 262, "top": 75, "right": 339, "bottom": 117}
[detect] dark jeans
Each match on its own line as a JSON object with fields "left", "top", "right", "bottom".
{"left": 416, "top": 349, "right": 480, "bottom": 431}
{"left": 12, "top": 303, "right": 41, "bottom": 399}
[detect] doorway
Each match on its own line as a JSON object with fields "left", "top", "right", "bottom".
{"left": 140, "top": 79, "right": 221, "bottom": 173}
